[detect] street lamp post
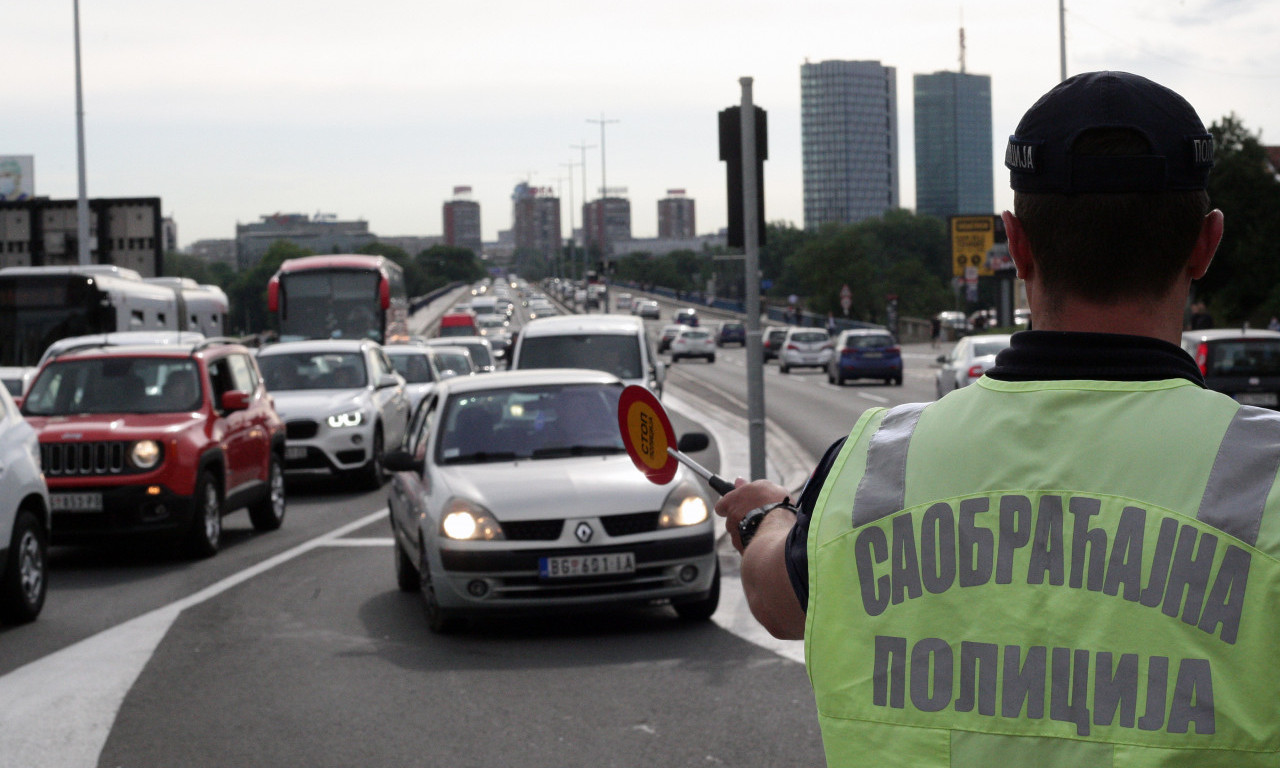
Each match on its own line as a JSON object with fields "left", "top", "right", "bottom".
{"left": 569, "top": 140, "right": 594, "bottom": 278}
{"left": 74, "top": 0, "right": 91, "bottom": 265}
{"left": 560, "top": 161, "right": 579, "bottom": 280}
{"left": 586, "top": 114, "right": 619, "bottom": 269}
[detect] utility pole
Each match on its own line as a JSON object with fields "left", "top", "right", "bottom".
{"left": 570, "top": 140, "right": 594, "bottom": 279}
{"left": 74, "top": 0, "right": 91, "bottom": 265}
{"left": 739, "top": 79, "right": 766, "bottom": 481}
{"left": 586, "top": 114, "right": 619, "bottom": 270}
{"left": 1059, "top": 0, "right": 1068, "bottom": 82}
{"left": 560, "top": 160, "right": 580, "bottom": 280}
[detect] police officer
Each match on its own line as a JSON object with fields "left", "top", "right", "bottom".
{"left": 716, "top": 72, "right": 1280, "bottom": 766}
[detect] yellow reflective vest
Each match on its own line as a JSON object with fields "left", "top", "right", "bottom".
{"left": 807, "top": 377, "right": 1280, "bottom": 767}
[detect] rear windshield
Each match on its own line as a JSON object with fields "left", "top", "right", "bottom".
{"left": 1205, "top": 340, "right": 1280, "bottom": 377}
{"left": 845, "top": 334, "right": 894, "bottom": 349}
{"left": 517, "top": 334, "right": 642, "bottom": 380}
{"left": 971, "top": 339, "right": 1011, "bottom": 357}
{"left": 790, "top": 332, "right": 828, "bottom": 343}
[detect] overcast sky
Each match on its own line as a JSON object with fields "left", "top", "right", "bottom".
{"left": 11, "top": 1, "right": 1280, "bottom": 249}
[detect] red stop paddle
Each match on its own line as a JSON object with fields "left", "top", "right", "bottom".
{"left": 617, "top": 385, "right": 734, "bottom": 496}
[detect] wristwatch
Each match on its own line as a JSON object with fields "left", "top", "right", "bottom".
{"left": 738, "top": 499, "right": 795, "bottom": 549}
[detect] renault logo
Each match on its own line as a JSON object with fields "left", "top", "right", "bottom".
{"left": 574, "top": 522, "right": 593, "bottom": 543}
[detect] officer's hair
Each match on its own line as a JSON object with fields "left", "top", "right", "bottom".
{"left": 1013, "top": 128, "right": 1211, "bottom": 307}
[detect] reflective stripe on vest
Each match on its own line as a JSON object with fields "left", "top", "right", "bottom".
{"left": 808, "top": 384, "right": 1280, "bottom": 767}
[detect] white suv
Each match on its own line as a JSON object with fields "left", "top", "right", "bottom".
{"left": 669, "top": 327, "right": 716, "bottom": 363}
{"left": 256, "top": 339, "right": 411, "bottom": 488}
{"left": 778, "top": 328, "right": 833, "bottom": 373}
{"left": 509, "top": 314, "right": 666, "bottom": 397}
{"left": 0, "top": 385, "right": 50, "bottom": 623}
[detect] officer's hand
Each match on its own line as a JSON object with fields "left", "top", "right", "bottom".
{"left": 714, "top": 478, "right": 789, "bottom": 554}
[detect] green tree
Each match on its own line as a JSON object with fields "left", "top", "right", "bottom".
{"left": 1200, "top": 114, "right": 1280, "bottom": 325}
{"left": 358, "top": 241, "right": 429, "bottom": 295}
{"left": 415, "top": 244, "right": 485, "bottom": 293}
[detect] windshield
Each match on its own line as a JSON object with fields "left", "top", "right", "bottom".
{"left": 23, "top": 357, "right": 203, "bottom": 415}
{"left": 437, "top": 383, "right": 624, "bottom": 464}
{"left": 459, "top": 343, "right": 492, "bottom": 368}
{"left": 279, "top": 271, "right": 383, "bottom": 343}
{"left": 1205, "top": 340, "right": 1280, "bottom": 377}
{"left": 387, "top": 352, "right": 435, "bottom": 384}
{"left": 0, "top": 276, "right": 113, "bottom": 367}
{"left": 258, "top": 351, "right": 367, "bottom": 390}
{"left": 517, "top": 334, "right": 642, "bottom": 380}
{"left": 432, "top": 351, "right": 472, "bottom": 376}
{"left": 971, "top": 338, "right": 1011, "bottom": 357}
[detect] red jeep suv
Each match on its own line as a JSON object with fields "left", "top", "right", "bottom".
{"left": 20, "top": 338, "right": 287, "bottom": 558}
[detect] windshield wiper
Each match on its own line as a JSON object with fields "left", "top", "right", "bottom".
{"left": 442, "top": 450, "right": 522, "bottom": 465}
{"left": 531, "top": 445, "right": 625, "bottom": 459}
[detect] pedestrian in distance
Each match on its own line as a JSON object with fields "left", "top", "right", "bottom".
{"left": 930, "top": 314, "right": 941, "bottom": 349}
{"left": 714, "top": 71, "right": 1280, "bottom": 766}
{"left": 825, "top": 312, "right": 837, "bottom": 335}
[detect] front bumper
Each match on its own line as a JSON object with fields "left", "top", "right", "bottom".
{"left": 282, "top": 419, "right": 373, "bottom": 473}
{"left": 431, "top": 530, "right": 717, "bottom": 611}
{"left": 49, "top": 483, "right": 198, "bottom": 543}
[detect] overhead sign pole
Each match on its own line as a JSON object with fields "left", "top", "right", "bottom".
{"left": 740, "top": 78, "right": 766, "bottom": 481}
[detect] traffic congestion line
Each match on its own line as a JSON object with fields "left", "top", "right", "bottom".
{"left": 0, "top": 509, "right": 391, "bottom": 768}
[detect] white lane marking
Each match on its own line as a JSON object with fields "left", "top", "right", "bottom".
{"left": 0, "top": 509, "right": 390, "bottom": 768}
{"left": 712, "top": 564, "right": 804, "bottom": 664}
{"left": 858, "top": 392, "right": 890, "bottom": 403}
{"left": 321, "top": 537, "right": 394, "bottom": 546}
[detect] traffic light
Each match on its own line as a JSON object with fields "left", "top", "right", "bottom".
{"left": 719, "top": 106, "right": 767, "bottom": 249}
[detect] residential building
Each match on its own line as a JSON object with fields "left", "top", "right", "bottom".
{"left": 657, "top": 190, "right": 696, "bottom": 240}
{"left": 914, "top": 70, "right": 994, "bottom": 220}
{"left": 800, "top": 59, "right": 899, "bottom": 229}
{"left": 511, "top": 182, "right": 561, "bottom": 258}
{"left": 443, "top": 186, "right": 483, "bottom": 256}
{"left": 583, "top": 197, "right": 631, "bottom": 255}
{"left": 235, "top": 212, "right": 374, "bottom": 271}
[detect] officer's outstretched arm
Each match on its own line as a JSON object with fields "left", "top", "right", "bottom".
{"left": 741, "top": 509, "right": 805, "bottom": 640}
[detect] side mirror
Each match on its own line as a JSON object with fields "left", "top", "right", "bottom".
{"left": 221, "top": 390, "right": 251, "bottom": 412}
{"left": 677, "top": 432, "right": 710, "bottom": 453}
{"left": 936, "top": 354, "right": 947, "bottom": 364}
{"left": 377, "top": 373, "right": 401, "bottom": 389}
{"left": 654, "top": 360, "right": 666, "bottom": 383}
{"left": 384, "top": 449, "right": 424, "bottom": 474}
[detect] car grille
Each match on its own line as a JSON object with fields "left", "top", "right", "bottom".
{"left": 42, "top": 441, "right": 135, "bottom": 476}
{"left": 601, "top": 511, "right": 660, "bottom": 537}
{"left": 503, "top": 519, "right": 564, "bottom": 541}
{"left": 286, "top": 420, "right": 319, "bottom": 439}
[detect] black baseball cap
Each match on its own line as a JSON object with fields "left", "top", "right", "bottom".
{"left": 1006, "top": 71, "right": 1214, "bottom": 194}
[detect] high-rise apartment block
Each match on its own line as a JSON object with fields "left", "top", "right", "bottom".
{"left": 913, "top": 71, "right": 993, "bottom": 220}
{"left": 511, "top": 182, "right": 561, "bottom": 258}
{"left": 657, "top": 190, "right": 696, "bottom": 240}
{"left": 800, "top": 59, "right": 899, "bottom": 229}
{"left": 583, "top": 197, "right": 631, "bottom": 255}
{"left": 443, "top": 186, "right": 482, "bottom": 256}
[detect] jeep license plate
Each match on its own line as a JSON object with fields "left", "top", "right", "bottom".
{"left": 50, "top": 493, "right": 103, "bottom": 512}
{"left": 539, "top": 552, "right": 635, "bottom": 579}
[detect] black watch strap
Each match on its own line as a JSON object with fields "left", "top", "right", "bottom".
{"left": 738, "top": 498, "right": 794, "bottom": 548}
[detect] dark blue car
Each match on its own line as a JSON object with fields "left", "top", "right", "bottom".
{"left": 828, "top": 329, "right": 902, "bottom": 386}
{"left": 716, "top": 321, "right": 746, "bottom": 347}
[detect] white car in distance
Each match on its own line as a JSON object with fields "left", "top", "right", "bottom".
{"left": 935, "top": 334, "right": 1014, "bottom": 398}
{"left": 256, "top": 339, "right": 410, "bottom": 488}
{"left": 669, "top": 327, "right": 716, "bottom": 363}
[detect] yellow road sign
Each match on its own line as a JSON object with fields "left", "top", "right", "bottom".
{"left": 951, "top": 215, "right": 996, "bottom": 277}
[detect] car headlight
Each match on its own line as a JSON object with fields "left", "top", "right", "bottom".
{"left": 327, "top": 410, "right": 364, "bottom": 428}
{"left": 659, "top": 483, "right": 709, "bottom": 528}
{"left": 440, "top": 498, "right": 505, "bottom": 541}
{"left": 130, "top": 440, "right": 162, "bottom": 470}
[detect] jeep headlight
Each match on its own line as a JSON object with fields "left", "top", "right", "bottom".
{"left": 440, "top": 498, "right": 505, "bottom": 541}
{"left": 131, "top": 440, "right": 162, "bottom": 470}
{"left": 659, "top": 483, "right": 709, "bottom": 528}
{"left": 327, "top": 410, "right": 363, "bottom": 429}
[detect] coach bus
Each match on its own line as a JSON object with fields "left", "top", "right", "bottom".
{"left": 267, "top": 254, "right": 409, "bottom": 344}
{"left": 0, "top": 265, "right": 228, "bottom": 367}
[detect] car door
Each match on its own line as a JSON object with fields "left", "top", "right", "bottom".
{"left": 207, "top": 356, "right": 253, "bottom": 492}
{"left": 227, "top": 353, "right": 270, "bottom": 491}
{"left": 390, "top": 393, "right": 436, "bottom": 545}
{"left": 369, "top": 347, "right": 409, "bottom": 449}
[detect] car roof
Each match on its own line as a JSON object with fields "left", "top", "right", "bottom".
{"left": 840, "top": 328, "right": 892, "bottom": 336}
{"left": 1182, "top": 329, "right": 1280, "bottom": 342}
{"left": 519, "top": 314, "right": 643, "bottom": 337}
{"left": 257, "top": 339, "right": 373, "bottom": 355}
{"left": 433, "top": 368, "right": 621, "bottom": 396}
{"left": 425, "top": 336, "right": 492, "bottom": 347}
{"left": 382, "top": 344, "right": 432, "bottom": 355}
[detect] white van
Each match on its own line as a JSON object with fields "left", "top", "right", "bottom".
{"left": 509, "top": 314, "right": 665, "bottom": 396}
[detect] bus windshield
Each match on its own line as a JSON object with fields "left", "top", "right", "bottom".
{"left": 0, "top": 276, "right": 111, "bottom": 367}
{"left": 279, "top": 271, "right": 383, "bottom": 343}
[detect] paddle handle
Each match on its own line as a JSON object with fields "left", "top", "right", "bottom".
{"left": 667, "top": 447, "right": 735, "bottom": 496}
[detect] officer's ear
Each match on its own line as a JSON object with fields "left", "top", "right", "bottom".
{"left": 1186, "top": 209, "right": 1223, "bottom": 281}
{"left": 1001, "top": 211, "right": 1036, "bottom": 283}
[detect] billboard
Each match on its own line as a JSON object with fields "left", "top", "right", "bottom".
{"left": 0, "top": 156, "right": 34, "bottom": 201}
{"left": 949, "top": 215, "right": 1009, "bottom": 277}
